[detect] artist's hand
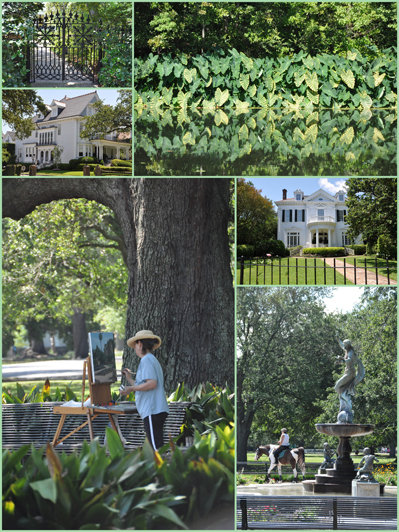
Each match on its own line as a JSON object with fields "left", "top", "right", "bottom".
{"left": 122, "top": 368, "right": 134, "bottom": 385}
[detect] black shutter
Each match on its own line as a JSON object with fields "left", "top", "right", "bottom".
{"left": 282, "top": 210, "right": 285, "bottom": 222}
{"left": 295, "top": 210, "right": 297, "bottom": 222}
{"left": 289, "top": 210, "right": 292, "bottom": 222}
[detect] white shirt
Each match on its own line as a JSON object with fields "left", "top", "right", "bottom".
{"left": 281, "top": 433, "right": 289, "bottom": 445}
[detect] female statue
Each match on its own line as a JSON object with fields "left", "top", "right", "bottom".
{"left": 335, "top": 339, "right": 365, "bottom": 423}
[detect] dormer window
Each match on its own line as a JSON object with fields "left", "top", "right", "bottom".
{"left": 294, "top": 189, "right": 304, "bottom": 201}
{"left": 338, "top": 194, "right": 344, "bottom": 202}
{"left": 51, "top": 107, "right": 58, "bottom": 117}
{"left": 296, "top": 193, "right": 301, "bottom": 201}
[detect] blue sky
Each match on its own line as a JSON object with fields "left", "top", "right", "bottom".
{"left": 243, "top": 178, "right": 349, "bottom": 209}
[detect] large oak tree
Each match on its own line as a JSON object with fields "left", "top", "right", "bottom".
{"left": 2, "top": 178, "right": 234, "bottom": 391}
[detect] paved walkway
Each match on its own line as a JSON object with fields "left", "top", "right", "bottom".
{"left": 323, "top": 258, "right": 396, "bottom": 285}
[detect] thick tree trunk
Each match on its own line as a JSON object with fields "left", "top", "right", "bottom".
{"left": 3, "top": 178, "right": 234, "bottom": 390}
{"left": 25, "top": 319, "right": 47, "bottom": 355}
{"left": 72, "top": 309, "right": 89, "bottom": 359}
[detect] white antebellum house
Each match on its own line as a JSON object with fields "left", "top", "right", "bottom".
{"left": 7, "top": 91, "right": 131, "bottom": 167}
{"left": 276, "top": 187, "right": 359, "bottom": 248}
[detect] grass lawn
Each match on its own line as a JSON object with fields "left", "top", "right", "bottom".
{"left": 344, "top": 256, "right": 397, "bottom": 281}
{"left": 236, "top": 257, "right": 353, "bottom": 285}
{"left": 238, "top": 452, "right": 395, "bottom": 485}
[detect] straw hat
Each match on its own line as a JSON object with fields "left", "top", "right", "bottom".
{"left": 127, "top": 330, "right": 162, "bottom": 349}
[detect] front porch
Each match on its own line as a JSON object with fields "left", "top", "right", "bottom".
{"left": 92, "top": 140, "right": 131, "bottom": 163}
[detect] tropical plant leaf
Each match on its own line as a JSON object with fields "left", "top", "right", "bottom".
{"left": 248, "top": 85, "right": 257, "bottom": 98}
{"left": 239, "top": 124, "right": 249, "bottom": 141}
{"left": 373, "top": 128, "right": 385, "bottom": 142}
{"left": 214, "top": 109, "right": 229, "bottom": 126}
{"left": 340, "top": 126, "right": 355, "bottom": 144}
{"left": 305, "top": 71, "right": 319, "bottom": 92}
{"left": 373, "top": 72, "right": 386, "bottom": 87}
{"left": 182, "top": 131, "right": 196, "bottom": 145}
{"left": 340, "top": 70, "right": 355, "bottom": 89}
{"left": 214, "top": 88, "right": 229, "bottom": 107}
{"left": 239, "top": 73, "right": 250, "bottom": 91}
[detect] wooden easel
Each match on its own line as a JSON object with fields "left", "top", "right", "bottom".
{"left": 52, "top": 356, "right": 136, "bottom": 447}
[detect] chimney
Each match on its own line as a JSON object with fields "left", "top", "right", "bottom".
{"left": 282, "top": 189, "right": 287, "bottom": 200}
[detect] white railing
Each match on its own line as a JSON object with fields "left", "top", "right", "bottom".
{"left": 308, "top": 216, "right": 335, "bottom": 223}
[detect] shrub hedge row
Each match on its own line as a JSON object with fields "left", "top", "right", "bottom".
{"left": 302, "top": 247, "right": 346, "bottom": 257}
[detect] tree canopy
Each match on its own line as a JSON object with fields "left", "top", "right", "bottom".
{"left": 2, "top": 90, "right": 47, "bottom": 139}
{"left": 237, "top": 179, "right": 277, "bottom": 251}
{"left": 345, "top": 178, "right": 397, "bottom": 249}
{"left": 80, "top": 90, "right": 132, "bottom": 139}
{"left": 2, "top": 199, "right": 128, "bottom": 357}
{"left": 135, "top": 2, "right": 397, "bottom": 58}
{"left": 237, "top": 286, "right": 397, "bottom": 461}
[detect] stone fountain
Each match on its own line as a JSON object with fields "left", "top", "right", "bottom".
{"left": 303, "top": 339, "right": 374, "bottom": 494}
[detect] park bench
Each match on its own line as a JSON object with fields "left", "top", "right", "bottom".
{"left": 2, "top": 401, "right": 190, "bottom": 453}
{"left": 237, "top": 495, "right": 397, "bottom": 530}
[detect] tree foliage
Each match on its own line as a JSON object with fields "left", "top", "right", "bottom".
{"left": 2, "top": 90, "right": 47, "bottom": 139}
{"left": 80, "top": 90, "right": 132, "bottom": 139}
{"left": 237, "top": 287, "right": 336, "bottom": 461}
{"left": 135, "top": 2, "right": 397, "bottom": 58}
{"left": 2, "top": 199, "right": 127, "bottom": 356}
{"left": 237, "top": 179, "right": 277, "bottom": 250}
{"left": 316, "top": 288, "right": 397, "bottom": 456}
{"left": 345, "top": 178, "right": 397, "bottom": 252}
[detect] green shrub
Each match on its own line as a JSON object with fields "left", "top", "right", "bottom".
{"left": 98, "top": 31, "right": 132, "bottom": 87}
{"left": 377, "top": 234, "right": 396, "bottom": 260}
{"left": 157, "top": 426, "right": 234, "bottom": 523}
{"left": 2, "top": 435, "right": 186, "bottom": 530}
{"left": 349, "top": 244, "right": 367, "bottom": 255}
{"left": 366, "top": 242, "right": 375, "bottom": 255}
{"left": 2, "top": 382, "right": 77, "bottom": 404}
{"left": 111, "top": 158, "right": 132, "bottom": 167}
{"left": 3, "top": 164, "right": 17, "bottom": 176}
{"left": 302, "top": 247, "right": 346, "bottom": 257}
{"left": 237, "top": 244, "right": 255, "bottom": 258}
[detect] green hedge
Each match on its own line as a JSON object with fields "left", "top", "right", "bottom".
{"left": 111, "top": 158, "right": 132, "bottom": 167}
{"left": 302, "top": 247, "right": 346, "bottom": 257}
{"left": 348, "top": 244, "right": 367, "bottom": 255}
{"left": 377, "top": 235, "right": 396, "bottom": 260}
{"left": 135, "top": 48, "right": 397, "bottom": 110}
{"left": 237, "top": 245, "right": 255, "bottom": 259}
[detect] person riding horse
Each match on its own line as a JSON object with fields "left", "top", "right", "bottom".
{"left": 273, "top": 428, "right": 290, "bottom": 463}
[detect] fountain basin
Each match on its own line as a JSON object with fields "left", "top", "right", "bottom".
{"left": 316, "top": 423, "right": 374, "bottom": 438}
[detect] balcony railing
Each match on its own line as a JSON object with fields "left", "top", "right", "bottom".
{"left": 308, "top": 216, "right": 335, "bottom": 223}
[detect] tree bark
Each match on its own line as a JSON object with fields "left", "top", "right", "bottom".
{"left": 25, "top": 319, "right": 47, "bottom": 355}
{"left": 3, "top": 178, "right": 234, "bottom": 390}
{"left": 72, "top": 309, "right": 89, "bottom": 359}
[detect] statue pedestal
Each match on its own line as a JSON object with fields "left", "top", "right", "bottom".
{"left": 352, "top": 480, "right": 380, "bottom": 497}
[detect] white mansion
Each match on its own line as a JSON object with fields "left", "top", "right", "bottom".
{"left": 276, "top": 187, "right": 359, "bottom": 248}
{"left": 4, "top": 91, "right": 131, "bottom": 167}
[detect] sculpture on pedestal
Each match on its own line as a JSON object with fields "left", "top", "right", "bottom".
{"left": 355, "top": 447, "right": 379, "bottom": 483}
{"left": 335, "top": 339, "right": 365, "bottom": 423}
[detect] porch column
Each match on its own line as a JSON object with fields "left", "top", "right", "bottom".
{"left": 98, "top": 144, "right": 103, "bottom": 160}
{"left": 316, "top": 228, "right": 319, "bottom": 248}
{"left": 328, "top": 229, "right": 332, "bottom": 246}
{"left": 116, "top": 146, "right": 120, "bottom": 159}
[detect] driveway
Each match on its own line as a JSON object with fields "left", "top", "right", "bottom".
{"left": 2, "top": 358, "right": 123, "bottom": 382}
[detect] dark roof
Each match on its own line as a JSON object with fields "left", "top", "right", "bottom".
{"left": 38, "top": 91, "right": 99, "bottom": 122}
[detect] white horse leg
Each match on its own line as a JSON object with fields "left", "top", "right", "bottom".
{"left": 267, "top": 461, "right": 276, "bottom": 482}
{"left": 293, "top": 467, "right": 298, "bottom": 482}
{"left": 278, "top": 463, "right": 282, "bottom": 482}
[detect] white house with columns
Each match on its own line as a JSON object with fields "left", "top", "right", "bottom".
{"left": 276, "top": 187, "right": 359, "bottom": 248}
{"left": 7, "top": 91, "right": 131, "bottom": 167}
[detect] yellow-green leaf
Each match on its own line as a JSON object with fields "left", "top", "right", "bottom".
{"left": 304, "top": 123, "right": 318, "bottom": 143}
{"left": 248, "top": 117, "right": 257, "bottom": 130}
{"left": 345, "top": 151, "right": 356, "bottom": 161}
{"left": 347, "top": 51, "right": 357, "bottom": 60}
{"left": 183, "top": 68, "right": 193, "bottom": 83}
{"left": 240, "top": 73, "right": 250, "bottom": 91}
{"left": 214, "top": 109, "right": 229, "bottom": 126}
{"left": 305, "top": 71, "right": 318, "bottom": 92}
{"left": 373, "top": 72, "right": 386, "bottom": 87}
{"left": 373, "top": 128, "right": 385, "bottom": 143}
{"left": 206, "top": 76, "right": 213, "bottom": 87}
{"left": 340, "top": 126, "right": 354, "bottom": 145}
{"left": 215, "top": 88, "right": 229, "bottom": 107}
{"left": 182, "top": 131, "right": 195, "bottom": 145}
{"left": 249, "top": 85, "right": 257, "bottom": 98}
{"left": 306, "top": 89, "right": 319, "bottom": 105}
{"left": 340, "top": 70, "right": 355, "bottom": 89}
{"left": 294, "top": 72, "right": 305, "bottom": 87}
{"left": 239, "top": 124, "right": 249, "bottom": 141}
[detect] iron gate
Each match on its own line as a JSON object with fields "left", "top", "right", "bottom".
{"left": 29, "top": 8, "right": 102, "bottom": 83}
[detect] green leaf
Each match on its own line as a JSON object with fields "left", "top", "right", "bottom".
{"left": 214, "top": 88, "right": 229, "bottom": 107}
{"left": 239, "top": 73, "right": 250, "bottom": 91}
{"left": 214, "top": 110, "right": 229, "bottom": 126}
{"left": 30, "top": 478, "right": 57, "bottom": 503}
{"left": 105, "top": 427, "right": 124, "bottom": 459}
{"left": 150, "top": 504, "right": 188, "bottom": 529}
{"left": 305, "top": 71, "right": 318, "bottom": 92}
{"left": 340, "top": 70, "right": 355, "bottom": 89}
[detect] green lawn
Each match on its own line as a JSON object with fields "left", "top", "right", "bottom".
{"left": 236, "top": 257, "right": 353, "bottom": 285}
{"left": 344, "top": 256, "right": 397, "bottom": 281}
{"left": 22, "top": 170, "right": 85, "bottom": 176}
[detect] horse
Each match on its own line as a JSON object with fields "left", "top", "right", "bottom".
{"left": 255, "top": 444, "right": 306, "bottom": 482}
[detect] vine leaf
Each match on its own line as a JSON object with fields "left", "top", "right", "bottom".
{"left": 373, "top": 72, "right": 386, "bottom": 87}
{"left": 340, "top": 126, "right": 355, "bottom": 145}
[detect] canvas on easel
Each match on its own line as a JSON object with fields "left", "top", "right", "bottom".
{"left": 87, "top": 332, "right": 117, "bottom": 405}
